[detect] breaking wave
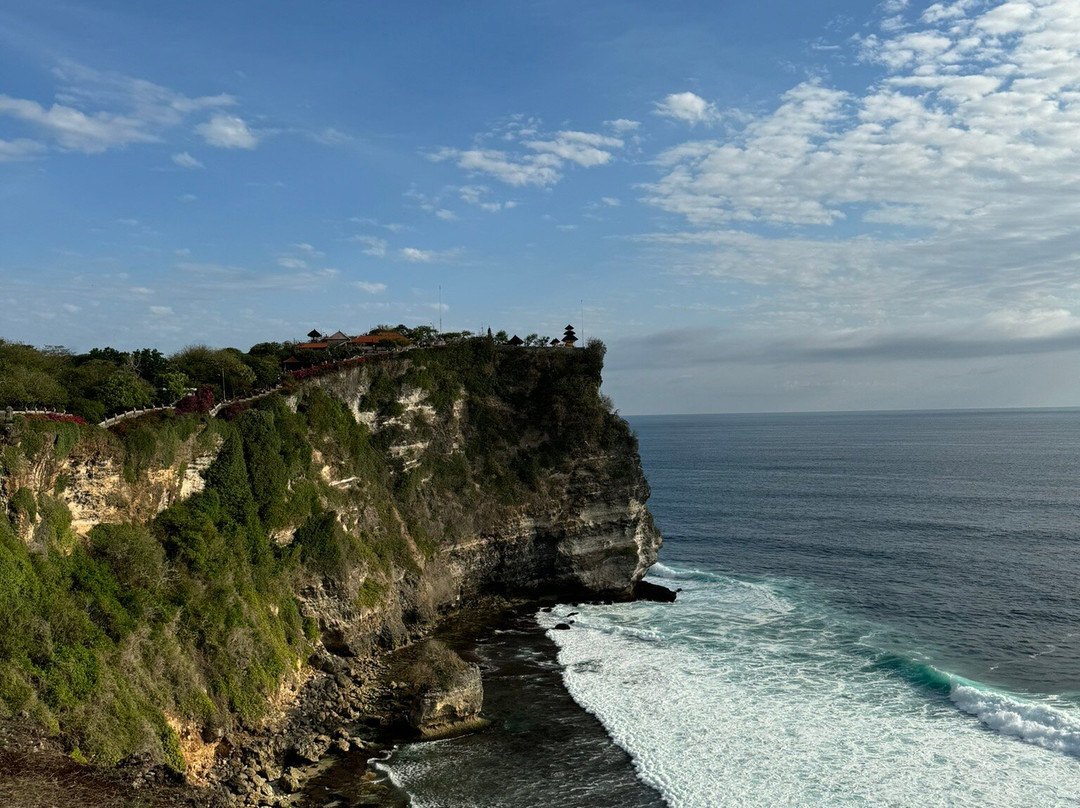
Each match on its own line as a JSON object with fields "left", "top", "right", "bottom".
{"left": 539, "top": 564, "right": 1080, "bottom": 807}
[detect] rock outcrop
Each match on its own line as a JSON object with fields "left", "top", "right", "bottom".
{"left": 393, "top": 640, "right": 486, "bottom": 739}
{"left": 0, "top": 340, "right": 662, "bottom": 802}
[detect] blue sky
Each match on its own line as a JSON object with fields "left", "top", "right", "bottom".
{"left": 4, "top": 0, "right": 1080, "bottom": 414}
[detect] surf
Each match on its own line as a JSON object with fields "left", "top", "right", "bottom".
{"left": 540, "top": 564, "right": 1080, "bottom": 807}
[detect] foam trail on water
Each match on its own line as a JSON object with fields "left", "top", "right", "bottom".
{"left": 648, "top": 561, "right": 724, "bottom": 583}
{"left": 540, "top": 564, "right": 1080, "bottom": 808}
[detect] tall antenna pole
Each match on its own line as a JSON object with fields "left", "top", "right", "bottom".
{"left": 439, "top": 284, "right": 442, "bottom": 334}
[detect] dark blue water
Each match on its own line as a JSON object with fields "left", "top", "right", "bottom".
{"left": 634, "top": 410, "right": 1080, "bottom": 697}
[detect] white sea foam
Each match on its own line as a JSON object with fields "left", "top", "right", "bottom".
{"left": 540, "top": 567, "right": 1080, "bottom": 808}
{"left": 950, "top": 683, "right": 1080, "bottom": 756}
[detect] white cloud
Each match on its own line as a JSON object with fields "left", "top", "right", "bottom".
{"left": 399, "top": 247, "right": 460, "bottom": 263}
{"left": 171, "top": 151, "right": 203, "bottom": 169}
{"left": 400, "top": 247, "right": 434, "bottom": 262}
{"left": 350, "top": 217, "right": 409, "bottom": 233}
{"left": 458, "top": 184, "right": 516, "bottom": 212}
{"left": 0, "top": 138, "right": 46, "bottom": 162}
{"left": 405, "top": 186, "right": 460, "bottom": 219}
{"left": 429, "top": 122, "right": 625, "bottom": 187}
{"left": 175, "top": 261, "right": 339, "bottom": 292}
{"left": 196, "top": 114, "right": 259, "bottom": 149}
{"left": 354, "top": 281, "right": 387, "bottom": 294}
{"left": 601, "top": 196, "right": 622, "bottom": 207}
{"left": 150, "top": 305, "right": 173, "bottom": 316}
{"left": 605, "top": 118, "right": 641, "bottom": 133}
{"left": 430, "top": 146, "right": 563, "bottom": 187}
{"left": 0, "top": 94, "right": 157, "bottom": 153}
{"left": 352, "top": 235, "right": 388, "bottom": 257}
{"left": 632, "top": 0, "right": 1080, "bottom": 383}
{"left": 523, "top": 130, "right": 623, "bottom": 167}
{"left": 309, "top": 127, "right": 353, "bottom": 145}
{"left": 277, "top": 257, "right": 308, "bottom": 269}
{"left": 0, "top": 62, "right": 236, "bottom": 155}
{"left": 654, "top": 91, "right": 720, "bottom": 125}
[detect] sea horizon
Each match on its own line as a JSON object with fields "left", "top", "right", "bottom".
{"left": 626, "top": 404, "right": 1080, "bottom": 418}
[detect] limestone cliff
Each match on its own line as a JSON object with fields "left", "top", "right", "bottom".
{"left": 0, "top": 339, "right": 660, "bottom": 793}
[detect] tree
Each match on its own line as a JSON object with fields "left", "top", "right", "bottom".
{"left": 0, "top": 340, "right": 70, "bottom": 408}
{"left": 242, "top": 354, "right": 281, "bottom": 389}
{"left": 85, "top": 346, "right": 128, "bottom": 366}
{"left": 172, "top": 345, "right": 256, "bottom": 399}
{"left": 0, "top": 365, "right": 67, "bottom": 409}
{"left": 155, "top": 370, "right": 190, "bottom": 405}
{"left": 410, "top": 325, "right": 439, "bottom": 345}
{"left": 129, "top": 348, "right": 170, "bottom": 381}
{"left": 248, "top": 342, "right": 286, "bottom": 358}
{"left": 98, "top": 371, "right": 154, "bottom": 413}
{"left": 202, "top": 433, "right": 257, "bottom": 526}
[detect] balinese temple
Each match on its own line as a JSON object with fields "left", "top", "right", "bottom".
{"left": 508, "top": 334, "right": 524, "bottom": 346}
{"left": 562, "top": 324, "right": 578, "bottom": 346}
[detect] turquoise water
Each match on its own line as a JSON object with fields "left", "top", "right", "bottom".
{"left": 539, "top": 411, "right": 1080, "bottom": 806}
{"left": 387, "top": 409, "right": 1080, "bottom": 806}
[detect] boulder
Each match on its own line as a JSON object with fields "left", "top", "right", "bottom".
{"left": 393, "top": 640, "right": 485, "bottom": 739}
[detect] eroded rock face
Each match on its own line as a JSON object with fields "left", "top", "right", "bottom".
{"left": 3, "top": 428, "right": 222, "bottom": 540}
{"left": 305, "top": 354, "right": 663, "bottom": 612}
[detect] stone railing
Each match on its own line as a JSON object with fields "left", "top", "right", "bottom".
{"left": 207, "top": 387, "right": 283, "bottom": 417}
{"left": 1, "top": 407, "right": 88, "bottom": 425}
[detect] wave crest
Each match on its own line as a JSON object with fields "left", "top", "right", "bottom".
{"left": 951, "top": 684, "right": 1080, "bottom": 756}
{"left": 870, "top": 652, "right": 1080, "bottom": 756}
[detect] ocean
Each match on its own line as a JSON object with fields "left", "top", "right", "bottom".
{"left": 382, "top": 410, "right": 1080, "bottom": 807}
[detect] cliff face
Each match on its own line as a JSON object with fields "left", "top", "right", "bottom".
{"left": 0, "top": 340, "right": 660, "bottom": 781}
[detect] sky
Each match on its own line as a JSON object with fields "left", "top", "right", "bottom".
{"left": 3, "top": 0, "right": 1080, "bottom": 414}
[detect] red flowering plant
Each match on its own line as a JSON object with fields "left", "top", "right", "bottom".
{"left": 174, "top": 385, "right": 215, "bottom": 414}
{"left": 25, "top": 412, "right": 88, "bottom": 425}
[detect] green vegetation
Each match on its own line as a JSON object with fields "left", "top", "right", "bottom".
{"left": 0, "top": 341, "right": 288, "bottom": 421}
{"left": 0, "top": 332, "right": 633, "bottom": 772}
{"left": 0, "top": 402, "right": 321, "bottom": 767}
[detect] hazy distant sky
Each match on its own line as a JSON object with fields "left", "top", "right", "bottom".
{"left": 3, "top": 0, "right": 1080, "bottom": 414}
